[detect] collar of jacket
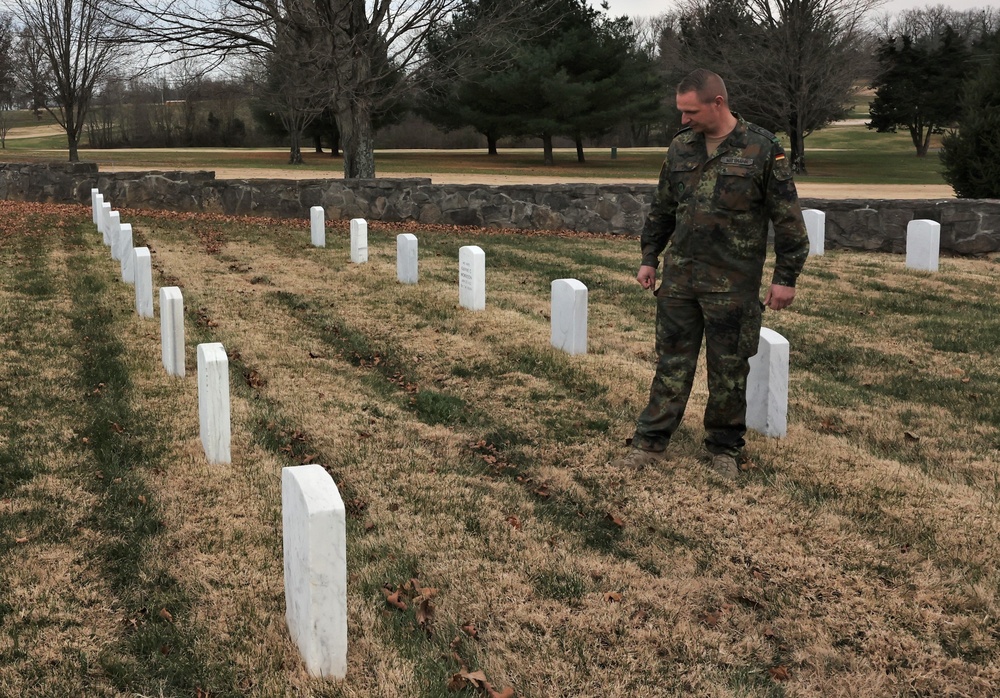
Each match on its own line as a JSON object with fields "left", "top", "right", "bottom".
{"left": 688, "top": 114, "right": 750, "bottom": 152}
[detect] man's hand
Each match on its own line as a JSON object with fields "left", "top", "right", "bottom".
{"left": 637, "top": 265, "right": 657, "bottom": 291}
{"left": 764, "top": 284, "right": 796, "bottom": 310}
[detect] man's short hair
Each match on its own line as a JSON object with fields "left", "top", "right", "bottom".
{"left": 677, "top": 69, "right": 728, "bottom": 104}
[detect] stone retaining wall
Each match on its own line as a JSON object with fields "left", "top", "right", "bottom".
{"left": 3, "top": 161, "right": 999, "bottom": 255}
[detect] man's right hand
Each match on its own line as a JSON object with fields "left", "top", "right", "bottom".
{"left": 637, "top": 265, "right": 657, "bottom": 290}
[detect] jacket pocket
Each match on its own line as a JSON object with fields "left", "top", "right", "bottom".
{"left": 670, "top": 162, "right": 699, "bottom": 199}
{"left": 715, "top": 166, "right": 756, "bottom": 211}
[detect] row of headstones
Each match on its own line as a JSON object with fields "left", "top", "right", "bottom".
{"left": 802, "top": 208, "right": 942, "bottom": 271}
{"left": 90, "top": 189, "right": 232, "bottom": 465}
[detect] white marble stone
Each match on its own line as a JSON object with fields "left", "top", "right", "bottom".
{"left": 906, "top": 219, "right": 940, "bottom": 272}
{"left": 802, "top": 208, "right": 825, "bottom": 257}
{"left": 459, "top": 245, "right": 486, "bottom": 311}
{"left": 91, "top": 189, "right": 100, "bottom": 225}
{"left": 746, "top": 327, "right": 789, "bottom": 438}
{"left": 160, "top": 287, "right": 185, "bottom": 377}
{"left": 310, "top": 206, "right": 326, "bottom": 248}
{"left": 133, "top": 248, "right": 153, "bottom": 318}
{"left": 197, "top": 342, "right": 231, "bottom": 464}
{"left": 396, "top": 233, "right": 418, "bottom": 284}
{"left": 350, "top": 218, "right": 368, "bottom": 263}
{"left": 109, "top": 211, "right": 122, "bottom": 260}
{"left": 101, "top": 202, "right": 112, "bottom": 245}
{"left": 282, "top": 464, "right": 348, "bottom": 679}
{"left": 119, "top": 224, "right": 135, "bottom": 283}
{"left": 550, "top": 279, "right": 588, "bottom": 355}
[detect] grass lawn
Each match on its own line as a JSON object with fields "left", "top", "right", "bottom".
{"left": 1, "top": 200, "right": 998, "bottom": 696}
{"left": 3, "top": 114, "right": 949, "bottom": 186}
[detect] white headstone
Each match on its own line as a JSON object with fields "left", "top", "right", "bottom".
{"left": 91, "top": 189, "right": 100, "bottom": 225}
{"left": 746, "top": 327, "right": 789, "bottom": 438}
{"left": 802, "top": 209, "right": 825, "bottom": 257}
{"left": 310, "top": 206, "right": 326, "bottom": 248}
{"left": 119, "top": 224, "right": 135, "bottom": 283}
{"left": 906, "top": 219, "right": 940, "bottom": 272}
{"left": 550, "top": 279, "right": 588, "bottom": 355}
{"left": 101, "top": 202, "right": 112, "bottom": 245}
{"left": 396, "top": 233, "right": 418, "bottom": 284}
{"left": 282, "top": 464, "right": 348, "bottom": 679}
{"left": 197, "top": 342, "right": 231, "bottom": 464}
{"left": 350, "top": 218, "right": 368, "bottom": 263}
{"left": 109, "top": 211, "right": 122, "bottom": 260}
{"left": 458, "top": 245, "right": 486, "bottom": 311}
{"left": 133, "top": 247, "right": 153, "bottom": 318}
{"left": 160, "top": 286, "right": 185, "bottom": 377}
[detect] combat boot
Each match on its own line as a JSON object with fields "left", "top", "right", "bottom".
{"left": 707, "top": 453, "right": 740, "bottom": 480}
{"left": 611, "top": 447, "right": 668, "bottom": 470}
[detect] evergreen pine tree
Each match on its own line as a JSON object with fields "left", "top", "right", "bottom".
{"left": 940, "top": 32, "right": 1000, "bottom": 198}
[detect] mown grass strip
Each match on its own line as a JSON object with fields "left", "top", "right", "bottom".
{"left": 66, "top": 244, "right": 239, "bottom": 696}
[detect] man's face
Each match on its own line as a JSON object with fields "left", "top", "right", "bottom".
{"left": 676, "top": 90, "right": 723, "bottom": 134}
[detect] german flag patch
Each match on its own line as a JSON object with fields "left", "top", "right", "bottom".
{"left": 775, "top": 153, "right": 786, "bottom": 161}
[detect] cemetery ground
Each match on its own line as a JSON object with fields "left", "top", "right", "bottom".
{"left": 2, "top": 200, "right": 999, "bottom": 698}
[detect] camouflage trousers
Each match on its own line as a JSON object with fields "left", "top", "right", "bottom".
{"left": 632, "top": 287, "right": 762, "bottom": 457}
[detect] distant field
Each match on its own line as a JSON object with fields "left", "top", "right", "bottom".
{"left": 3, "top": 107, "right": 948, "bottom": 186}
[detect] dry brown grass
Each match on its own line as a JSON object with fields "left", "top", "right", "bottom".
{"left": 1, "top": 201, "right": 999, "bottom": 697}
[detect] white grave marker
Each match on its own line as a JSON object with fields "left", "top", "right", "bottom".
{"left": 91, "top": 189, "right": 99, "bottom": 225}
{"left": 282, "top": 464, "right": 348, "bottom": 679}
{"left": 197, "top": 342, "right": 231, "bottom": 464}
{"left": 458, "top": 246, "right": 486, "bottom": 311}
{"left": 350, "top": 218, "right": 368, "bottom": 263}
{"left": 310, "top": 206, "right": 326, "bottom": 248}
{"left": 119, "top": 224, "right": 135, "bottom": 283}
{"left": 746, "top": 327, "right": 789, "bottom": 438}
{"left": 109, "top": 212, "right": 122, "bottom": 260}
{"left": 906, "top": 219, "right": 940, "bottom": 272}
{"left": 802, "top": 209, "right": 825, "bottom": 257}
{"left": 160, "top": 286, "right": 185, "bottom": 377}
{"left": 550, "top": 279, "right": 588, "bottom": 355}
{"left": 396, "top": 233, "right": 418, "bottom": 284}
{"left": 101, "top": 202, "right": 112, "bottom": 245}
{"left": 133, "top": 247, "right": 153, "bottom": 318}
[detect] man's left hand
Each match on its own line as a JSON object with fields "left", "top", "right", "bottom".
{"left": 764, "top": 284, "right": 796, "bottom": 310}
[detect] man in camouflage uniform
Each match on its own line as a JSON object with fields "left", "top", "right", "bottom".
{"left": 612, "top": 68, "right": 809, "bottom": 479}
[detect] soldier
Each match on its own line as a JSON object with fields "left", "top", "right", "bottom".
{"left": 611, "top": 68, "right": 809, "bottom": 479}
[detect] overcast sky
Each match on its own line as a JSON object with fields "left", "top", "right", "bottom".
{"left": 603, "top": 0, "right": 1000, "bottom": 20}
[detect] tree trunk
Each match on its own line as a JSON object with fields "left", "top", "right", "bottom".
{"left": 66, "top": 112, "right": 79, "bottom": 163}
{"left": 575, "top": 135, "right": 585, "bottom": 163}
{"left": 289, "top": 129, "right": 303, "bottom": 164}
{"left": 314, "top": 133, "right": 323, "bottom": 153}
{"left": 788, "top": 113, "right": 806, "bottom": 174}
{"left": 330, "top": 129, "right": 340, "bottom": 158}
{"left": 542, "top": 134, "right": 554, "bottom": 166}
{"left": 487, "top": 132, "right": 498, "bottom": 156}
{"left": 336, "top": 98, "right": 375, "bottom": 178}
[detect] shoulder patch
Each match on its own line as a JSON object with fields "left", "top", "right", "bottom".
{"left": 747, "top": 123, "right": 780, "bottom": 145}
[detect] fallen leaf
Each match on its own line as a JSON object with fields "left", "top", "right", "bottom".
{"left": 15, "top": 537, "right": 28, "bottom": 544}
{"left": 447, "top": 673, "right": 467, "bottom": 691}
{"left": 416, "top": 598, "right": 435, "bottom": 629}
{"left": 159, "top": 644, "right": 171, "bottom": 655}
{"left": 382, "top": 587, "right": 407, "bottom": 611}
{"left": 961, "top": 377, "right": 971, "bottom": 383}
{"left": 605, "top": 512, "right": 625, "bottom": 528}
{"left": 109, "top": 422, "right": 124, "bottom": 433}
{"left": 533, "top": 486, "right": 550, "bottom": 499}
{"left": 505, "top": 515, "right": 521, "bottom": 530}
{"left": 769, "top": 666, "right": 791, "bottom": 681}
{"left": 138, "top": 495, "right": 147, "bottom": 505}
{"left": 904, "top": 431, "right": 920, "bottom": 443}
{"left": 485, "top": 684, "right": 516, "bottom": 698}
{"left": 462, "top": 622, "right": 478, "bottom": 638}
{"left": 460, "top": 669, "right": 487, "bottom": 687}
{"left": 604, "top": 591, "right": 622, "bottom": 603}
{"left": 159, "top": 608, "right": 173, "bottom": 623}
{"left": 700, "top": 610, "right": 722, "bottom": 627}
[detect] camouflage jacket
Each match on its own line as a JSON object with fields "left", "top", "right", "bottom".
{"left": 640, "top": 116, "right": 808, "bottom": 294}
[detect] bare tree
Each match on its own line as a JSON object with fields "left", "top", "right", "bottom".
{"left": 675, "top": 0, "right": 882, "bottom": 172}
{"left": 13, "top": 25, "right": 50, "bottom": 119}
{"left": 10, "top": 0, "right": 132, "bottom": 161}
{"left": 117, "top": 0, "right": 535, "bottom": 178}
{"left": 0, "top": 13, "right": 14, "bottom": 148}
